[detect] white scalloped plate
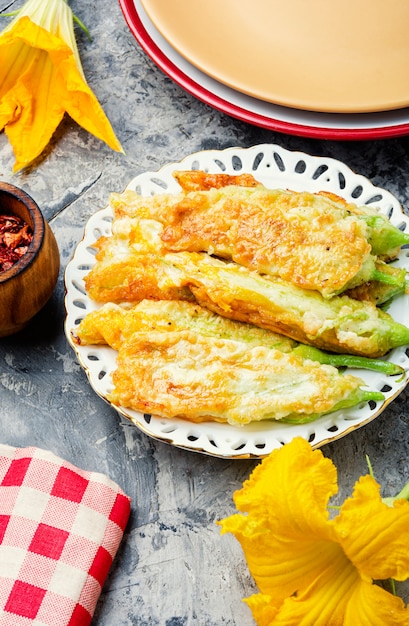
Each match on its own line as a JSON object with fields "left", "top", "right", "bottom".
{"left": 64, "top": 145, "right": 409, "bottom": 458}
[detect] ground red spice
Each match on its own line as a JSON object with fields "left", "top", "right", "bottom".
{"left": 0, "top": 214, "right": 33, "bottom": 272}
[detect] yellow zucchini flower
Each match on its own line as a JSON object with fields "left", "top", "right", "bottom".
{"left": 0, "top": 0, "right": 123, "bottom": 172}
{"left": 218, "top": 437, "right": 409, "bottom": 626}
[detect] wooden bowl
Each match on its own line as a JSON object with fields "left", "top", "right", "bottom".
{"left": 0, "top": 182, "right": 60, "bottom": 337}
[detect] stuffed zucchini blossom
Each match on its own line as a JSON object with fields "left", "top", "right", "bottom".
{"left": 0, "top": 0, "right": 123, "bottom": 171}
{"left": 218, "top": 437, "right": 409, "bottom": 625}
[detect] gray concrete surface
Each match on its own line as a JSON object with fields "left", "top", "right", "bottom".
{"left": 1, "top": 1, "right": 409, "bottom": 624}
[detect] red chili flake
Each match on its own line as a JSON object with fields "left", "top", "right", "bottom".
{"left": 0, "top": 214, "right": 33, "bottom": 272}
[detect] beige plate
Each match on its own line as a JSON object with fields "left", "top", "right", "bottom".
{"left": 140, "top": 0, "right": 409, "bottom": 113}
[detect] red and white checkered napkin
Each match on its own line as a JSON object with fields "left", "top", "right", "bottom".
{"left": 0, "top": 445, "right": 131, "bottom": 626}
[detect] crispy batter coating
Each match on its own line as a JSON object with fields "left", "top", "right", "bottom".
{"left": 82, "top": 244, "right": 409, "bottom": 358}
{"left": 75, "top": 170, "right": 409, "bottom": 425}
{"left": 73, "top": 299, "right": 387, "bottom": 424}
{"left": 74, "top": 299, "right": 297, "bottom": 353}
{"left": 84, "top": 214, "right": 192, "bottom": 303}
{"left": 109, "top": 183, "right": 373, "bottom": 298}
{"left": 84, "top": 250, "right": 192, "bottom": 304}
{"left": 173, "top": 170, "right": 261, "bottom": 191}
{"left": 83, "top": 175, "right": 409, "bottom": 357}
{"left": 108, "top": 329, "right": 364, "bottom": 425}
{"left": 165, "top": 252, "right": 409, "bottom": 358}
{"left": 345, "top": 261, "right": 408, "bottom": 305}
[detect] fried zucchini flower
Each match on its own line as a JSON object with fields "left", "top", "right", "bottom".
{"left": 218, "top": 437, "right": 409, "bottom": 626}
{"left": 0, "top": 0, "right": 123, "bottom": 171}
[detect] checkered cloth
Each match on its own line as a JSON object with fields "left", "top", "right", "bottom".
{"left": 0, "top": 445, "right": 131, "bottom": 626}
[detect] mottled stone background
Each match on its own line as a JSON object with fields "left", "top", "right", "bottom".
{"left": 1, "top": 0, "right": 409, "bottom": 624}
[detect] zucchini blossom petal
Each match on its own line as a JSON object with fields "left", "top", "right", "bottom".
{"left": 218, "top": 437, "right": 409, "bottom": 625}
{"left": 0, "top": 0, "right": 123, "bottom": 171}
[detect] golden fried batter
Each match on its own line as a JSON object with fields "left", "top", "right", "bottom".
{"left": 84, "top": 250, "right": 192, "bottom": 304}
{"left": 173, "top": 170, "right": 261, "bottom": 191}
{"left": 83, "top": 214, "right": 409, "bottom": 357}
{"left": 108, "top": 329, "right": 365, "bottom": 425}
{"left": 74, "top": 299, "right": 297, "bottom": 353}
{"left": 84, "top": 214, "right": 191, "bottom": 303}
{"left": 165, "top": 252, "right": 409, "bottom": 358}
{"left": 73, "top": 170, "right": 409, "bottom": 426}
{"left": 109, "top": 184, "right": 373, "bottom": 298}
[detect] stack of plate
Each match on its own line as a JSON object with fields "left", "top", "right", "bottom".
{"left": 119, "top": 0, "right": 409, "bottom": 140}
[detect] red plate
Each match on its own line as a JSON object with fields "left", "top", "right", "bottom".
{"left": 119, "top": 0, "right": 409, "bottom": 141}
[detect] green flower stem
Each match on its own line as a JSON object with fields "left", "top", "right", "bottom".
{"left": 293, "top": 344, "right": 405, "bottom": 377}
{"left": 366, "top": 454, "right": 409, "bottom": 506}
{"left": 366, "top": 454, "right": 375, "bottom": 479}
{"left": 280, "top": 389, "right": 384, "bottom": 424}
{"left": 72, "top": 12, "right": 91, "bottom": 39}
{"left": 371, "top": 268, "right": 405, "bottom": 287}
{"left": 380, "top": 474, "right": 409, "bottom": 507}
{"left": 393, "top": 481, "right": 409, "bottom": 501}
{"left": 1, "top": 2, "right": 91, "bottom": 41}
{"left": 359, "top": 213, "right": 409, "bottom": 256}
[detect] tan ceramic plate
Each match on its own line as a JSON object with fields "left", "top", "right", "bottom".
{"left": 140, "top": 0, "right": 409, "bottom": 113}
